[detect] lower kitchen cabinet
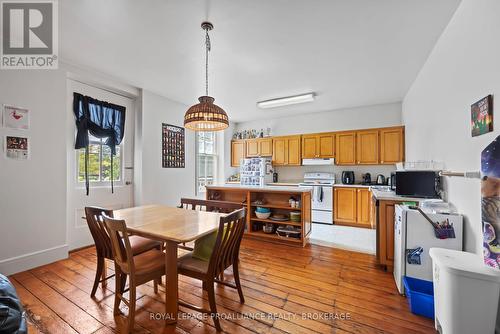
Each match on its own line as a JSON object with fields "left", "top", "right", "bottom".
{"left": 377, "top": 200, "right": 397, "bottom": 271}
{"left": 375, "top": 198, "right": 419, "bottom": 271}
{"left": 334, "top": 188, "right": 357, "bottom": 224}
{"left": 334, "top": 187, "right": 372, "bottom": 228}
{"left": 356, "top": 188, "right": 372, "bottom": 227}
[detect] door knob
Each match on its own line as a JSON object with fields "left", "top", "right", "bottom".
{"left": 125, "top": 181, "right": 132, "bottom": 185}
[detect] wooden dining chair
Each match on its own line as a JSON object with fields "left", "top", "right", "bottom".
{"left": 102, "top": 214, "right": 165, "bottom": 333}
{"left": 179, "top": 198, "right": 244, "bottom": 213}
{"left": 177, "top": 208, "right": 247, "bottom": 331}
{"left": 84, "top": 206, "right": 162, "bottom": 297}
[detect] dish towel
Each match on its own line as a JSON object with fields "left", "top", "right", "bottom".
{"left": 313, "top": 186, "right": 324, "bottom": 202}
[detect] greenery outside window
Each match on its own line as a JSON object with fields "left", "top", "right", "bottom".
{"left": 78, "top": 135, "right": 121, "bottom": 184}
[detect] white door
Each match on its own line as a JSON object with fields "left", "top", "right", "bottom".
{"left": 67, "top": 79, "right": 136, "bottom": 250}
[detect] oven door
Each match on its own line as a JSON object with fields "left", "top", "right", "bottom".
{"left": 300, "top": 185, "right": 333, "bottom": 224}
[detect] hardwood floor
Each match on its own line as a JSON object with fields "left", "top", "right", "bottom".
{"left": 10, "top": 239, "right": 435, "bottom": 333}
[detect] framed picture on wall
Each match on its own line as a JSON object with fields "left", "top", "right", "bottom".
{"left": 3, "top": 105, "right": 30, "bottom": 130}
{"left": 162, "top": 123, "right": 185, "bottom": 168}
{"left": 471, "top": 95, "right": 493, "bottom": 137}
{"left": 4, "top": 135, "right": 29, "bottom": 160}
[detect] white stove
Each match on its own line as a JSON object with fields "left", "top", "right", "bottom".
{"left": 299, "top": 172, "right": 335, "bottom": 224}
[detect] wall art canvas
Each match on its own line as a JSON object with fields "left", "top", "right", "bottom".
{"left": 4, "top": 135, "right": 29, "bottom": 160}
{"left": 3, "top": 105, "right": 30, "bottom": 130}
{"left": 471, "top": 95, "right": 493, "bottom": 137}
{"left": 482, "top": 135, "right": 500, "bottom": 268}
{"left": 162, "top": 123, "right": 185, "bottom": 168}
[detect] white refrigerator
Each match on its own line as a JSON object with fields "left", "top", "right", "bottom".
{"left": 394, "top": 205, "right": 463, "bottom": 294}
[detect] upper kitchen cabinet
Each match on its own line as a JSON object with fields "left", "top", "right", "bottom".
{"left": 356, "top": 130, "right": 379, "bottom": 164}
{"left": 301, "top": 133, "right": 335, "bottom": 159}
{"left": 246, "top": 138, "right": 273, "bottom": 157}
{"left": 273, "top": 135, "right": 301, "bottom": 166}
{"left": 335, "top": 131, "right": 356, "bottom": 165}
{"left": 231, "top": 140, "right": 246, "bottom": 167}
{"left": 380, "top": 126, "right": 405, "bottom": 164}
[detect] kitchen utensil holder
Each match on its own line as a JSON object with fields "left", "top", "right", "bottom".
{"left": 411, "top": 206, "right": 456, "bottom": 239}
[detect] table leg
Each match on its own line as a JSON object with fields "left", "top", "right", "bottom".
{"left": 165, "top": 241, "right": 178, "bottom": 324}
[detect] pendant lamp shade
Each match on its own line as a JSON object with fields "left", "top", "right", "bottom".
{"left": 184, "top": 96, "right": 229, "bottom": 131}
{"left": 184, "top": 22, "right": 228, "bottom": 131}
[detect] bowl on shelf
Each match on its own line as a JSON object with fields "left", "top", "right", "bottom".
{"left": 263, "top": 223, "right": 275, "bottom": 234}
{"left": 255, "top": 211, "right": 271, "bottom": 219}
{"left": 256, "top": 206, "right": 271, "bottom": 213}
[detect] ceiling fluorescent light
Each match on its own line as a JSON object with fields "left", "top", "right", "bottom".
{"left": 257, "top": 93, "right": 315, "bottom": 109}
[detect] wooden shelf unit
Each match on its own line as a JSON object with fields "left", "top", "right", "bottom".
{"left": 206, "top": 186, "right": 311, "bottom": 247}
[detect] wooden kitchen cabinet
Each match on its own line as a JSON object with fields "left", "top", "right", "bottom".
{"left": 335, "top": 131, "right": 356, "bottom": 165}
{"left": 259, "top": 138, "right": 273, "bottom": 156}
{"left": 334, "top": 188, "right": 357, "bottom": 224}
{"left": 334, "top": 187, "right": 372, "bottom": 228}
{"left": 230, "top": 140, "right": 245, "bottom": 167}
{"left": 380, "top": 126, "right": 404, "bottom": 164}
{"left": 246, "top": 139, "right": 259, "bottom": 157}
{"left": 245, "top": 138, "right": 273, "bottom": 157}
{"left": 356, "top": 188, "right": 372, "bottom": 227}
{"left": 301, "top": 133, "right": 335, "bottom": 159}
{"left": 356, "top": 130, "right": 379, "bottom": 164}
{"left": 272, "top": 135, "right": 301, "bottom": 166}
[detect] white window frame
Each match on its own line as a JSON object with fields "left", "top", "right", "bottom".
{"left": 75, "top": 136, "right": 124, "bottom": 188}
{"left": 196, "top": 131, "right": 218, "bottom": 194}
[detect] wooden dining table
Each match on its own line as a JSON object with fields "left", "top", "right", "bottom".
{"left": 114, "top": 204, "right": 225, "bottom": 324}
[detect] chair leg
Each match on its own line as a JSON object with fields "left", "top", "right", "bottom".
{"left": 120, "top": 273, "right": 127, "bottom": 295}
{"left": 113, "top": 269, "right": 123, "bottom": 316}
{"left": 233, "top": 263, "right": 245, "bottom": 303}
{"left": 91, "top": 255, "right": 104, "bottom": 297}
{"left": 153, "top": 279, "right": 158, "bottom": 294}
{"left": 206, "top": 280, "right": 222, "bottom": 331}
{"left": 127, "top": 280, "right": 136, "bottom": 333}
{"left": 101, "top": 261, "right": 107, "bottom": 288}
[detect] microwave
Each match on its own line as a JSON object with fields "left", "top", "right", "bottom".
{"left": 395, "top": 171, "right": 441, "bottom": 198}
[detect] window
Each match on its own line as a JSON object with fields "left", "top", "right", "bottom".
{"left": 77, "top": 135, "right": 121, "bottom": 183}
{"left": 196, "top": 131, "right": 217, "bottom": 193}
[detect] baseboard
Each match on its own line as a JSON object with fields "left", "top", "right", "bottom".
{"left": 0, "top": 244, "right": 68, "bottom": 276}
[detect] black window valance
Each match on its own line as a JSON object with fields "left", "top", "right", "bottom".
{"left": 73, "top": 92, "right": 126, "bottom": 195}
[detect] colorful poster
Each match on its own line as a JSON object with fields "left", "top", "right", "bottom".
{"left": 162, "top": 123, "right": 185, "bottom": 168}
{"left": 4, "top": 136, "right": 29, "bottom": 160}
{"left": 3, "top": 105, "right": 30, "bottom": 130}
{"left": 482, "top": 135, "right": 500, "bottom": 268}
{"left": 471, "top": 95, "right": 493, "bottom": 137}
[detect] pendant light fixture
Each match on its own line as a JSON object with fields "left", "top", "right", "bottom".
{"left": 184, "top": 22, "right": 229, "bottom": 131}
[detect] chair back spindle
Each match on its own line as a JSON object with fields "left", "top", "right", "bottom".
{"left": 208, "top": 208, "right": 246, "bottom": 278}
{"left": 102, "top": 214, "right": 135, "bottom": 274}
{"left": 84, "top": 207, "right": 114, "bottom": 259}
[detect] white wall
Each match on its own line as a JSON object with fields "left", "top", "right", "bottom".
{"left": 233, "top": 102, "right": 402, "bottom": 181}
{"left": 235, "top": 102, "right": 402, "bottom": 136}
{"left": 0, "top": 69, "right": 68, "bottom": 275}
{"left": 403, "top": 0, "right": 500, "bottom": 254}
{"left": 136, "top": 90, "right": 196, "bottom": 206}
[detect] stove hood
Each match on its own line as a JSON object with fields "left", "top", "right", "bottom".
{"left": 302, "top": 158, "right": 335, "bottom": 166}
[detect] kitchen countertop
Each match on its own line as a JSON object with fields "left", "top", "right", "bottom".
{"left": 266, "top": 181, "right": 301, "bottom": 186}
{"left": 207, "top": 184, "right": 311, "bottom": 193}
{"left": 370, "top": 188, "right": 425, "bottom": 202}
{"left": 333, "top": 184, "right": 372, "bottom": 188}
